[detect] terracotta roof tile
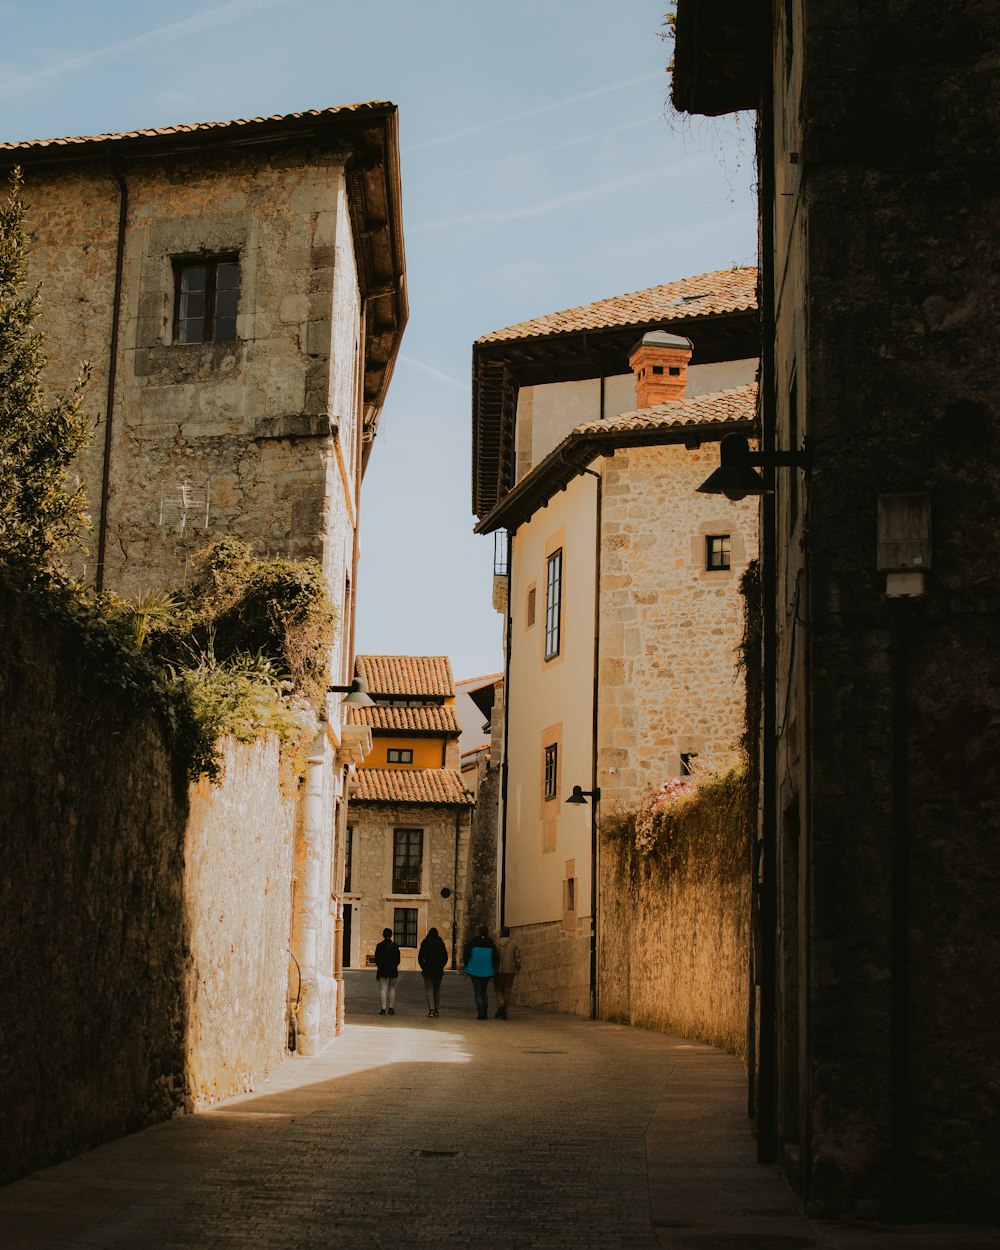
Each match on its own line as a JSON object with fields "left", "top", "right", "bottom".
{"left": 573, "top": 381, "right": 757, "bottom": 435}
{"left": 475, "top": 382, "right": 757, "bottom": 537}
{"left": 346, "top": 704, "right": 461, "bottom": 735}
{"left": 477, "top": 267, "right": 757, "bottom": 345}
{"left": 351, "top": 768, "right": 473, "bottom": 806}
{"left": 0, "top": 102, "right": 394, "bottom": 154}
{"left": 356, "top": 655, "right": 454, "bottom": 698}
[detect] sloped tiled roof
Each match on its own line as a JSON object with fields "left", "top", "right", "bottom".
{"left": 477, "top": 267, "right": 757, "bottom": 345}
{"left": 0, "top": 103, "right": 394, "bottom": 155}
{"left": 475, "top": 382, "right": 757, "bottom": 536}
{"left": 347, "top": 704, "right": 461, "bottom": 735}
{"left": 574, "top": 382, "right": 756, "bottom": 435}
{"left": 351, "top": 768, "right": 474, "bottom": 806}
{"left": 356, "top": 655, "right": 454, "bottom": 698}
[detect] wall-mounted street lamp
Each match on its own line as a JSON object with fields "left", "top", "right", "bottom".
{"left": 566, "top": 785, "right": 601, "bottom": 805}
{"left": 327, "top": 677, "right": 375, "bottom": 708}
{"left": 696, "top": 432, "right": 811, "bottom": 500}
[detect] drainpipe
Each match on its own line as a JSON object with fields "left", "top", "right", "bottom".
{"left": 583, "top": 467, "right": 602, "bottom": 1021}
{"left": 756, "top": 11, "right": 780, "bottom": 1164}
{"left": 498, "top": 529, "right": 514, "bottom": 927}
{"left": 293, "top": 742, "right": 328, "bottom": 1054}
{"left": 95, "top": 165, "right": 128, "bottom": 592}
{"left": 889, "top": 595, "right": 911, "bottom": 1216}
{"left": 332, "top": 789, "right": 347, "bottom": 1036}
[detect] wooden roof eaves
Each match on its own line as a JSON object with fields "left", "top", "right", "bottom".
{"left": 471, "top": 306, "right": 759, "bottom": 518}
{"left": 473, "top": 415, "right": 755, "bottom": 537}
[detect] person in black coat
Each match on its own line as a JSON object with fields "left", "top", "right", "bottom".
{"left": 374, "top": 926, "right": 401, "bottom": 1016}
{"left": 418, "top": 927, "right": 449, "bottom": 1017}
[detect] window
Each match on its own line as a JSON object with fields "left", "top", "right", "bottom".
{"left": 566, "top": 877, "right": 576, "bottom": 912}
{"left": 174, "top": 255, "right": 239, "bottom": 343}
{"left": 545, "top": 548, "right": 563, "bottom": 660}
{"left": 344, "top": 825, "right": 353, "bottom": 893}
{"left": 544, "top": 743, "right": 559, "bottom": 801}
{"left": 526, "top": 585, "right": 536, "bottom": 628}
{"left": 392, "top": 828, "right": 423, "bottom": 894}
{"left": 394, "top": 907, "right": 418, "bottom": 948}
{"left": 387, "top": 748, "right": 413, "bottom": 764}
{"left": 706, "top": 534, "right": 732, "bottom": 571}
{"left": 680, "top": 753, "right": 698, "bottom": 776}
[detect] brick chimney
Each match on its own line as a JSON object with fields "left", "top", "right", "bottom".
{"left": 629, "top": 331, "right": 694, "bottom": 407}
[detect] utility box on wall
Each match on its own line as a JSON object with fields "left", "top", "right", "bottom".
{"left": 877, "top": 494, "right": 932, "bottom": 571}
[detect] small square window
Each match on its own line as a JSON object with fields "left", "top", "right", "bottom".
{"left": 387, "top": 748, "right": 413, "bottom": 764}
{"left": 394, "top": 907, "right": 418, "bottom": 948}
{"left": 174, "top": 255, "right": 240, "bottom": 343}
{"left": 706, "top": 534, "right": 732, "bottom": 571}
{"left": 544, "top": 743, "right": 559, "bottom": 801}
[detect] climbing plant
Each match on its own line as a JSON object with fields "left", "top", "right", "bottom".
{"left": 0, "top": 169, "right": 92, "bottom": 572}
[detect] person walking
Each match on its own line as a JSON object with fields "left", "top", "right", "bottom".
{"left": 374, "top": 926, "right": 401, "bottom": 1016}
{"left": 493, "top": 925, "right": 522, "bottom": 1019}
{"left": 417, "top": 926, "right": 449, "bottom": 1017}
{"left": 462, "top": 927, "right": 497, "bottom": 1020}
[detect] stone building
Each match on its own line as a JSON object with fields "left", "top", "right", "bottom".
{"left": 673, "top": 0, "right": 1000, "bottom": 1219}
{"left": 1, "top": 104, "right": 407, "bottom": 1054}
{"left": 471, "top": 269, "right": 759, "bottom": 1016}
{"left": 344, "top": 656, "right": 474, "bottom": 971}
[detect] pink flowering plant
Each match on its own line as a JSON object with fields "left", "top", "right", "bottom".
{"left": 602, "top": 764, "right": 748, "bottom": 883}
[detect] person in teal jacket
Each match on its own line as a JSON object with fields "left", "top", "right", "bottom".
{"left": 461, "top": 927, "right": 497, "bottom": 1019}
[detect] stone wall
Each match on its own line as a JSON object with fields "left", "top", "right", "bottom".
{"left": 598, "top": 844, "right": 750, "bottom": 1057}
{"left": 183, "top": 739, "right": 297, "bottom": 1105}
{"left": 598, "top": 442, "right": 757, "bottom": 809}
{"left": 19, "top": 145, "right": 357, "bottom": 599}
{"left": 508, "top": 921, "right": 590, "bottom": 1016}
{"left": 464, "top": 761, "right": 500, "bottom": 936}
{"left": 0, "top": 584, "right": 300, "bottom": 1180}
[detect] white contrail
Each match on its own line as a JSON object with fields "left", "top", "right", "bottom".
{"left": 398, "top": 354, "right": 470, "bottom": 395}
{"left": 403, "top": 71, "right": 664, "bottom": 154}
{"left": 0, "top": 0, "right": 285, "bottom": 101}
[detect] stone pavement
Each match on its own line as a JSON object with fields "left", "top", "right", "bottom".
{"left": 1, "top": 971, "right": 996, "bottom": 1249}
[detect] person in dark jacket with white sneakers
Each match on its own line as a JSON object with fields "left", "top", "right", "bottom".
{"left": 418, "top": 926, "right": 449, "bottom": 1017}
{"left": 374, "top": 927, "right": 401, "bottom": 1015}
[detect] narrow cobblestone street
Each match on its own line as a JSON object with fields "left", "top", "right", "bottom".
{"left": 2, "top": 972, "right": 996, "bottom": 1250}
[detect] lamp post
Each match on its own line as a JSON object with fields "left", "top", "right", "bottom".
{"left": 327, "top": 676, "right": 376, "bottom": 708}
{"left": 566, "top": 785, "right": 601, "bottom": 1019}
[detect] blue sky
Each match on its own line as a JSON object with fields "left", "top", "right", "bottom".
{"left": 1, "top": 0, "right": 756, "bottom": 680}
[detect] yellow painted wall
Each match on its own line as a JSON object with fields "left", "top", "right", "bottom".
{"left": 360, "top": 736, "right": 446, "bottom": 768}
{"left": 503, "top": 473, "right": 598, "bottom": 929}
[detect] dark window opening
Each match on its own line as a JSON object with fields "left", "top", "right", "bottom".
{"left": 566, "top": 877, "right": 576, "bottom": 912}
{"left": 544, "top": 743, "right": 559, "bottom": 801}
{"left": 680, "top": 753, "right": 698, "bottom": 776}
{"left": 526, "top": 585, "right": 536, "bottom": 628}
{"left": 545, "top": 548, "right": 563, "bottom": 660}
{"left": 668, "top": 366, "right": 681, "bottom": 376}
{"left": 394, "top": 907, "right": 418, "bottom": 948}
{"left": 344, "top": 826, "right": 353, "bottom": 893}
{"left": 706, "top": 534, "right": 732, "bottom": 571}
{"left": 387, "top": 748, "right": 413, "bottom": 764}
{"left": 652, "top": 365, "right": 664, "bottom": 374}
{"left": 392, "top": 828, "right": 423, "bottom": 894}
{"left": 174, "top": 255, "right": 239, "bottom": 344}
